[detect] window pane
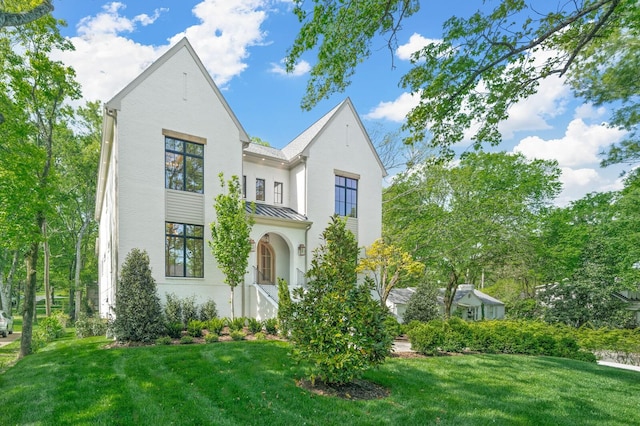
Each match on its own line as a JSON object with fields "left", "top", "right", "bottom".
{"left": 185, "top": 156, "right": 204, "bottom": 193}
{"left": 185, "top": 224, "right": 203, "bottom": 237}
{"left": 165, "top": 152, "right": 184, "bottom": 190}
{"left": 165, "top": 137, "right": 183, "bottom": 152}
{"left": 256, "top": 178, "right": 265, "bottom": 201}
{"left": 274, "top": 182, "right": 283, "bottom": 204}
{"left": 186, "top": 237, "right": 204, "bottom": 278}
{"left": 166, "top": 236, "right": 184, "bottom": 276}
{"left": 166, "top": 222, "right": 184, "bottom": 236}
{"left": 186, "top": 142, "right": 203, "bottom": 157}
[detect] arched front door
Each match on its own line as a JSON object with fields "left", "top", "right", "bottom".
{"left": 257, "top": 240, "right": 275, "bottom": 284}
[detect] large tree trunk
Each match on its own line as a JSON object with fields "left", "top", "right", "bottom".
{"left": 20, "top": 239, "right": 41, "bottom": 358}
{"left": 230, "top": 286, "right": 235, "bottom": 320}
{"left": 443, "top": 270, "right": 459, "bottom": 320}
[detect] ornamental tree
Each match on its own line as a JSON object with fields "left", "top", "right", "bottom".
{"left": 209, "top": 174, "right": 254, "bottom": 320}
{"left": 357, "top": 238, "right": 424, "bottom": 308}
{"left": 289, "top": 215, "right": 392, "bottom": 385}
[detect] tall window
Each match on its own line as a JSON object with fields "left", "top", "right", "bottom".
{"left": 242, "top": 175, "right": 247, "bottom": 199}
{"left": 256, "top": 178, "right": 265, "bottom": 201}
{"left": 165, "top": 137, "right": 204, "bottom": 193}
{"left": 165, "top": 222, "right": 204, "bottom": 277}
{"left": 335, "top": 175, "right": 358, "bottom": 217}
{"left": 257, "top": 241, "right": 274, "bottom": 284}
{"left": 274, "top": 181, "right": 283, "bottom": 204}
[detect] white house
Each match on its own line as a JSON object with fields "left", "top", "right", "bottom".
{"left": 95, "top": 38, "right": 386, "bottom": 320}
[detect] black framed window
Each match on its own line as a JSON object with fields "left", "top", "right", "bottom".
{"left": 165, "top": 137, "right": 204, "bottom": 193}
{"left": 242, "top": 175, "right": 247, "bottom": 199}
{"left": 165, "top": 222, "right": 204, "bottom": 277}
{"left": 256, "top": 178, "right": 265, "bottom": 201}
{"left": 274, "top": 182, "right": 283, "bottom": 204}
{"left": 335, "top": 175, "right": 358, "bottom": 218}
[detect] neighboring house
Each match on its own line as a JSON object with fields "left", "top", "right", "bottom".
{"left": 387, "top": 284, "right": 505, "bottom": 322}
{"left": 612, "top": 289, "right": 640, "bottom": 325}
{"left": 95, "top": 38, "right": 386, "bottom": 320}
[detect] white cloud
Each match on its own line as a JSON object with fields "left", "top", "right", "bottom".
{"left": 53, "top": 1, "right": 274, "bottom": 103}
{"left": 574, "top": 103, "right": 607, "bottom": 121}
{"left": 396, "top": 33, "right": 441, "bottom": 61}
{"left": 513, "top": 118, "right": 626, "bottom": 168}
{"left": 364, "top": 92, "right": 420, "bottom": 122}
{"left": 269, "top": 58, "right": 310, "bottom": 76}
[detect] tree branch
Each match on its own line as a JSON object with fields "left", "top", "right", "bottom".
{"left": 0, "top": 1, "right": 53, "bottom": 28}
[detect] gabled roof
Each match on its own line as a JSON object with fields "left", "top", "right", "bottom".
{"left": 244, "top": 143, "right": 288, "bottom": 161}
{"left": 439, "top": 284, "right": 504, "bottom": 306}
{"left": 105, "top": 37, "right": 250, "bottom": 143}
{"left": 388, "top": 287, "right": 417, "bottom": 305}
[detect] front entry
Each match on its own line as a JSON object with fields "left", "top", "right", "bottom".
{"left": 257, "top": 240, "right": 275, "bottom": 284}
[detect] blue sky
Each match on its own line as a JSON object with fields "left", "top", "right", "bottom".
{"left": 50, "top": 0, "right": 628, "bottom": 205}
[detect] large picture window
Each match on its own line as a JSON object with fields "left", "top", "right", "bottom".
{"left": 165, "top": 137, "right": 204, "bottom": 193}
{"left": 165, "top": 222, "right": 204, "bottom": 277}
{"left": 335, "top": 175, "right": 358, "bottom": 217}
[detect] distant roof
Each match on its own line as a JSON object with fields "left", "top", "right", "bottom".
{"left": 246, "top": 202, "right": 308, "bottom": 222}
{"left": 439, "top": 284, "right": 504, "bottom": 306}
{"left": 388, "top": 287, "right": 417, "bottom": 305}
{"left": 243, "top": 143, "right": 287, "bottom": 161}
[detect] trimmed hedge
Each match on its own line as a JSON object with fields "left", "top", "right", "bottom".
{"left": 407, "top": 319, "right": 597, "bottom": 362}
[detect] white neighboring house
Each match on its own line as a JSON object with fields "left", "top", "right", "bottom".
{"left": 95, "top": 38, "right": 386, "bottom": 320}
{"left": 387, "top": 284, "right": 505, "bottom": 323}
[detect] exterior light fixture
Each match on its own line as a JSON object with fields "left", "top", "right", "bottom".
{"left": 249, "top": 239, "right": 256, "bottom": 252}
{"left": 298, "top": 244, "right": 306, "bottom": 256}
{"left": 262, "top": 233, "right": 270, "bottom": 243}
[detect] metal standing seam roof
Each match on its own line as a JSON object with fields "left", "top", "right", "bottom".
{"left": 246, "top": 202, "right": 308, "bottom": 222}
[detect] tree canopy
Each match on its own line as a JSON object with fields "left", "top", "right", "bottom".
{"left": 287, "top": 0, "right": 638, "bottom": 163}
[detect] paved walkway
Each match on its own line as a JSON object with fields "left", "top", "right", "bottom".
{"left": 0, "top": 332, "right": 20, "bottom": 348}
{"left": 392, "top": 340, "right": 640, "bottom": 372}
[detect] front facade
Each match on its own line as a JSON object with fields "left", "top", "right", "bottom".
{"left": 95, "top": 38, "right": 386, "bottom": 320}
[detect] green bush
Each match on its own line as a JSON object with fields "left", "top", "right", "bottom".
{"left": 165, "top": 322, "right": 183, "bottom": 339}
{"left": 112, "top": 249, "right": 165, "bottom": 343}
{"left": 31, "top": 328, "right": 48, "bottom": 353}
{"left": 204, "top": 333, "right": 219, "bottom": 343}
{"left": 156, "top": 336, "right": 172, "bottom": 345}
{"left": 199, "top": 299, "right": 218, "bottom": 322}
{"left": 403, "top": 283, "right": 440, "bottom": 323}
{"left": 383, "top": 315, "right": 404, "bottom": 338}
{"left": 164, "top": 293, "right": 183, "bottom": 326}
{"left": 254, "top": 332, "right": 266, "bottom": 341}
{"left": 75, "top": 313, "right": 108, "bottom": 338}
{"left": 207, "top": 318, "right": 226, "bottom": 335}
{"left": 277, "top": 278, "right": 292, "bottom": 336}
{"left": 38, "top": 316, "right": 65, "bottom": 341}
{"left": 187, "top": 320, "right": 206, "bottom": 337}
{"left": 228, "top": 317, "right": 246, "bottom": 332}
{"left": 181, "top": 296, "right": 198, "bottom": 327}
{"left": 247, "top": 318, "right": 263, "bottom": 334}
{"left": 289, "top": 216, "right": 393, "bottom": 385}
{"left": 180, "top": 335, "right": 194, "bottom": 344}
{"left": 264, "top": 318, "right": 278, "bottom": 335}
{"left": 230, "top": 330, "right": 246, "bottom": 341}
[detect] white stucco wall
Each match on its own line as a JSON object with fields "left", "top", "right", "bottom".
{"left": 243, "top": 161, "right": 290, "bottom": 207}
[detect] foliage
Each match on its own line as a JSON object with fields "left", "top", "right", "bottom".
{"left": 0, "top": 1, "right": 53, "bottom": 31}
{"left": 37, "top": 315, "right": 65, "bottom": 341}
{"left": 357, "top": 239, "right": 425, "bottom": 306}
{"left": 288, "top": 0, "right": 637, "bottom": 163}
{"left": 230, "top": 330, "right": 246, "bottom": 341}
{"left": 164, "top": 322, "right": 183, "bottom": 339}
{"left": 264, "top": 318, "right": 278, "bottom": 335}
{"left": 407, "top": 319, "right": 597, "bottom": 362}
{"left": 209, "top": 174, "right": 254, "bottom": 319}
{"left": 384, "top": 152, "right": 561, "bottom": 318}
{"left": 227, "top": 317, "right": 246, "bottom": 332}
{"left": 383, "top": 315, "right": 404, "bottom": 338}
{"left": 112, "top": 249, "right": 164, "bottom": 343}
{"left": 198, "top": 299, "right": 218, "bottom": 322}
{"left": 276, "top": 278, "right": 292, "bottom": 336}
{"left": 207, "top": 318, "right": 226, "bottom": 336}
{"left": 247, "top": 318, "right": 263, "bottom": 334}
{"left": 254, "top": 332, "right": 266, "bottom": 341}
{"left": 204, "top": 333, "right": 219, "bottom": 343}
{"left": 180, "top": 335, "right": 194, "bottom": 345}
{"left": 75, "top": 313, "right": 107, "bottom": 339}
{"left": 289, "top": 215, "right": 393, "bottom": 385}
{"left": 403, "top": 282, "right": 440, "bottom": 324}
{"left": 187, "top": 320, "right": 206, "bottom": 338}
{"left": 155, "top": 336, "right": 172, "bottom": 345}
{"left": 163, "top": 293, "right": 183, "bottom": 326}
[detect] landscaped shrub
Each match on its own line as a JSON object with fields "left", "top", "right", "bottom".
{"left": 156, "top": 336, "right": 172, "bottom": 345}
{"left": 75, "top": 313, "right": 108, "bottom": 338}
{"left": 228, "top": 317, "right": 246, "bottom": 332}
{"left": 187, "top": 320, "right": 206, "bottom": 337}
{"left": 247, "top": 318, "right": 263, "bottom": 334}
{"left": 164, "top": 293, "right": 183, "bottom": 326}
{"left": 181, "top": 296, "right": 198, "bottom": 327}
{"left": 112, "top": 249, "right": 165, "bottom": 343}
{"left": 165, "top": 322, "right": 183, "bottom": 339}
{"left": 403, "top": 283, "right": 440, "bottom": 324}
{"left": 38, "top": 315, "right": 65, "bottom": 341}
{"left": 207, "top": 318, "right": 225, "bottom": 335}
{"left": 264, "top": 318, "right": 278, "bottom": 335}
{"left": 180, "top": 335, "right": 194, "bottom": 344}
{"left": 230, "top": 330, "right": 246, "bottom": 341}
{"left": 254, "top": 332, "right": 266, "bottom": 341}
{"left": 277, "top": 278, "right": 292, "bottom": 336}
{"left": 199, "top": 299, "right": 218, "bottom": 322}
{"left": 288, "top": 216, "right": 393, "bottom": 385}
{"left": 204, "top": 333, "right": 219, "bottom": 343}
{"left": 383, "top": 315, "right": 404, "bottom": 338}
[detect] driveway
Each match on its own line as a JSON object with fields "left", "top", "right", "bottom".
{"left": 0, "top": 332, "right": 20, "bottom": 348}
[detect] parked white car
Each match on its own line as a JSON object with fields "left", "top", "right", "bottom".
{"left": 0, "top": 311, "right": 14, "bottom": 337}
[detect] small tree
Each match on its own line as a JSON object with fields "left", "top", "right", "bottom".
{"left": 289, "top": 215, "right": 392, "bottom": 385}
{"left": 209, "top": 174, "right": 254, "bottom": 319}
{"left": 403, "top": 283, "right": 441, "bottom": 324}
{"left": 112, "top": 249, "right": 164, "bottom": 342}
{"left": 357, "top": 239, "right": 425, "bottom": 308}
{"left": 276, "top": 278, "right": 292, "bottom": 336}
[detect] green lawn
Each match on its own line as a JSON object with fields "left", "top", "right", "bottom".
{"left": 0, "top": 335, "right": 638, "bottom": 425}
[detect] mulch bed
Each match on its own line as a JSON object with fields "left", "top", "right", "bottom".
{"left": 296, "top": 378, "right": 390, "bottom": 400}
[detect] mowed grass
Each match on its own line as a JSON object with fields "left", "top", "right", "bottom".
{"left": 0, "top": 336, "right": 639, "bottom": 425}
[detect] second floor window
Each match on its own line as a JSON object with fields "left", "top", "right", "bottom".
{"left": 256, "top": 178, "right": 265, "bottom": 201}
{"left": 274, "top": 182, "right": 283, "bottom": 204}
{"left": 165, "top": 136, "right": 204, "bottom": 193}
{"left": 335, "top": 175, "right": 358, "bottom": 218}
{"left": 242, "top": 175, "right": 247, "bottom": 199}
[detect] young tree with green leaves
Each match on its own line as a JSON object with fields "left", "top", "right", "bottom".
{"left": 0, "top": 14, "right": 80, "bottom": 357}
{"left": 209, "top": 174, "right": 254, "bottom": 320}
{"left": 403, "top": 282, "right": 440, "bottom": 324}
{"left": 357, "top": 238, "right": 425, "bottom": 308}
{"left": 287, "top": 0, "right": 636, "bottom": 163}
{"left": 289, "top": 216, "right": 392, "bottom": 385}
